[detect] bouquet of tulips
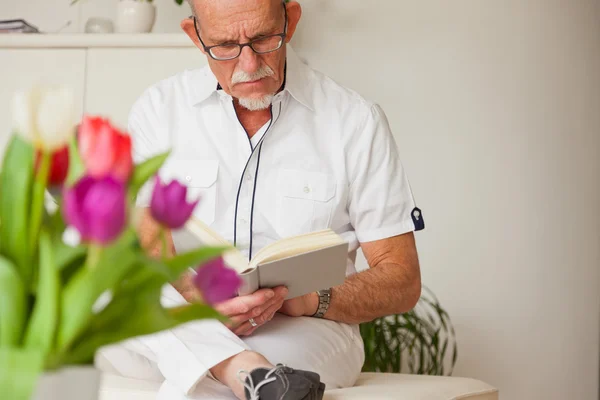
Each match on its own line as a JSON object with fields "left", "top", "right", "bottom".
{"left": 0, "top": 86, "right": 242, "bottom": 400}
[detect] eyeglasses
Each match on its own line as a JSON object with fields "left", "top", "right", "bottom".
{"left": 192, "top": 1, "right": 288, "bottom": 61}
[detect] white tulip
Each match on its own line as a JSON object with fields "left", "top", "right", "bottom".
{"left": 10, "top": 85, "right": 76, "bottom": 151}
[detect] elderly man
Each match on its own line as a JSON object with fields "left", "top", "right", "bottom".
{"left": 97, "top": 0, "right": 423, "bottom": 399}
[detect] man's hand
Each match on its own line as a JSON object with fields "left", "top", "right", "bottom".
{"left": 279, "top": 292, "right": 319, "bottom": 318}
{"left": 215, "top": 286, "right": 288, "bottom": 336}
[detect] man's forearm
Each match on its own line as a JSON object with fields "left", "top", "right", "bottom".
{"left": 318, "top": 263, "right": 421, "bottom": 325}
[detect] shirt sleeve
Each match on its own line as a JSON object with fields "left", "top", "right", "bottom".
{"left": 346, "top": 103, "right": 424, "bottom": 243}
{"left": 127, "top": 89, "right": 169, "bottom": 207}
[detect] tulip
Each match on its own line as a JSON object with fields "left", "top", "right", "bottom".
{"left": 63, "top": 175, "right": 126, "bottom": 245}
{"left": 35, "top": 145, "right": 69, "bottom": 186}
{"left": 150, "top": 176, "right": 199, "bottom": 229}
{"left": 78, "top": 116, "right": 133, "bottom": 182}
{"left": 193, "top": 257, "right": 242, "bottom": 305}
{"left": 11, "top": 85, "right": 76, "bottom": 151}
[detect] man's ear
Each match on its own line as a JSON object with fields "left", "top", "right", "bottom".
{"left": 181, "top": 17, "right": 207, "bottom": 55}
{"left": 284, "top": 1, "right": 302, "bottom": 44}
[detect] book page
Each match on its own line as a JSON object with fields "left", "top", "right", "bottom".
{"left": 249, "top": 229, "right": 344, "bottom": 269}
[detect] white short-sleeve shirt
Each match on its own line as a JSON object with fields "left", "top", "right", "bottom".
{"left": 129, "top": 46, "right": 424, "bottom": 276}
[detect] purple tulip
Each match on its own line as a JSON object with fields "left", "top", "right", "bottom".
{"left": 63, "top": 175, "right": 126, "bottom": 245}
{"left": 193, "top": 257, "right": 242, "bottom": 305}
{"left": 150, "top": 176, "right": 199, "bottom": 229}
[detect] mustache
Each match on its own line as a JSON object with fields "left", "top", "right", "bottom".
{"left": 231, "top": 65, "right": 275, "bottom": 85}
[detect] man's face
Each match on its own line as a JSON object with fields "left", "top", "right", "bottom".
{"left": 182, "top": 0, "right": 301, "bottom": 110}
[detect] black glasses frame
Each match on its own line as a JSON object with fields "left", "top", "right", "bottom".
{"left": 192, "top": 1, "right": 288, "bottom": 61}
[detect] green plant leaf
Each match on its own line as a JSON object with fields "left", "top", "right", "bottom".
{"left": 165, "top": 246, "right": 230, "bottom": 277}
{"left": 359, "top": 285, "right": 458, "bottom": 376}
{"left": 24, "top": 231, "right": 60, "bottom": 356}
{"left": 128, "top": 151, "right": 169, "bottom": 198}
{"left": 66, "top": 134, "right": 84, "bottom": 187}
{"left": 55, "top": 242, "right": 87, "bottom": 272}
{"left": 63, "top": 300, "right": 223, "bottom": 366}
{"left": 44, "top": 198, "right": 67, "bottom": 236}
{"left": 115, "top": 245, "right": 227, "bottom": 301}
{"left": 57, "top": 230, "right": 138, "bottom": 349}
{"left": 0, "top": 348, "right": 45, "bottom": 400}
{"left": 0, "top": 135, "right": 33, "bottom": 282}
{"left": 0, "top": 255, "right": 26, "bottom": 346}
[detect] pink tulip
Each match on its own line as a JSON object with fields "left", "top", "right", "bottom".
{"left": 63, "top": 175, "right": 127, "bottom": 245}
{"left": 193, "top": 257, "right": 242, "bottom": 305}
{"left": 78, "top": 116, "right": 133, "bottom": 182}
{"left": 150, "top": 176, "right": 199, "bottom": 229}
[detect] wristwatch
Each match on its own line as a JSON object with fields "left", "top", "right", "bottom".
{"left": 312, "top": 288, "right": 332, "bottom": 318}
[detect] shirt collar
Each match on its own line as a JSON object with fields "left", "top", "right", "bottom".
{"left": 188, "top": 45, "right": 314, "bottom": 111}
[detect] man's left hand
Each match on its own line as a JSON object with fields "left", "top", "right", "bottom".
{"left": 279, "top": 292, "right": 319, "bottom": 317}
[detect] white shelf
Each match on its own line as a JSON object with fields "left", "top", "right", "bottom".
{"left": 0, "top": 33, "right": 195, "bottom": 48}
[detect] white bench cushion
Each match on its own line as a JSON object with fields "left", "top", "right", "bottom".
{"left": 100, "top": 372, "right": 498, "bottom": 400}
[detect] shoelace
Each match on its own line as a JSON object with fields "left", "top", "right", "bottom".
{"left": 238, "top": 365, "right": 285, "bottom": 400}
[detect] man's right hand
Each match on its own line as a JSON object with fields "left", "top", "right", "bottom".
{"left": 215, "top": 286, "right": 289, "bottom": 337}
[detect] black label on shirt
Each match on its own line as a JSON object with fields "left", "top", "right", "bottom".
{"left": 411, "top": 207, "right": 425, "bottom": 231}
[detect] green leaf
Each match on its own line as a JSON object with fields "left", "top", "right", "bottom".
{"left": 57, "top": 230, "right": 138, "bottom": 349}
{"left": 28, "top": 151, "right": 50, "bottom": 254}
{"left": 165, "top": 246, "right": 229, "bottom": 277}
{"left": 64, "top": 300, "right": 223, "bottom": 366}
{"left": 0, "top": 135, "right": 33, "bottom": 282}
{"left": 128, "top": 151, "right": 169, "bottom": 198}
{"left": 0, "top": 255, "right": 27, "bottom": 346}
{"left": 66, "top": 134, "right": 84, "bottom": 187}
{"left": 44, "top": 198, "right": 67, "bottom": 236}
{"left": 0, "top": 348, "right": 45, "bottom": 400}
{"left": 54, "top": 242, "right": 87, "bottom": 272}
{"left": 24, "top": 231, "right": 60, "bottom": 356}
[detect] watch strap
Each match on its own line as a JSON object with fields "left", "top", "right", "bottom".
{"left": 312, "top": 288, "right": 332, "bottom": 318}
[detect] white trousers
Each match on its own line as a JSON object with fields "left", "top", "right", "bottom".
{"left": 96, "top": 287, "right": 365, "bottom": 399}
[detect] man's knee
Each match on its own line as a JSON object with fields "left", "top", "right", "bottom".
{"left": 95, "top": 344, "right": 164, "bottom": 382}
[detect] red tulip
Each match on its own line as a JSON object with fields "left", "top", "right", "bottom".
{"left": 35, "top": 146, "right": 69, "bottom": 186}
{"left": 78, "top": 116, "right": 133, "bottom": 182}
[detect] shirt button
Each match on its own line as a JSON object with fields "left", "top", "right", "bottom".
{"left": 185, "top": 175, "right": 192, "bottom": 182}
{"left": 303, "top": 186, "right": 311, "bottom": 193}
{"left": 240, "top": 218, "right": 247, "bottom": 224}
{"left": 246, "top": 174, "right": 253, "bottom": 181}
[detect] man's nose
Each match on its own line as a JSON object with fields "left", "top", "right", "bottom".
{"left": 237, "top": 45, "right": 260, "bottom": 74}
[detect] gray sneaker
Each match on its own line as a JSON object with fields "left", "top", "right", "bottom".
{"left": 240, "top": 364, "right": 326, "bottom": 400}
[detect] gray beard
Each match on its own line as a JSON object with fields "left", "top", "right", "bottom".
{"left": 238, "top": 94, "right": 275, "bottom": 111}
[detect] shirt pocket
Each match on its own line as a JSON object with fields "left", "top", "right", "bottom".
{"left": 161, "top": 159, "right": 219, "bottom": 225}
{"left": 275, "top": 169, "right": 336, "bottom": 238}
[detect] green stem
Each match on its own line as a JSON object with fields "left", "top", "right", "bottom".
{"left": 86, "top": 244, "right": 102, "bottom": 269}
{"left": 28, "top": 151, "right": 50, "bottom": 253}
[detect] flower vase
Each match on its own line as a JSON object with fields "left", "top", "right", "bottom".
{"left": 115, "top": 0, "right": 156, "bottom": 33}
{"left": 32, "top": 367, "right": 101, "bottom": 400}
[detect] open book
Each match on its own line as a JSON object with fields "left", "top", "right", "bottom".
{"left": 184, "top": 218, "right": 349, "bottom": 299}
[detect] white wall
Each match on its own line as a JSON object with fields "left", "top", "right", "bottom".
{"left": 296, "top": 2, "right": 600, "bottom": 398}
{"left": 3, "top": 1, "right": 600, "bottom": 399}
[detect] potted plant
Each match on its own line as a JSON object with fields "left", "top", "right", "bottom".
{"left": 360, "top": 286, "right": 458, "bottom": 376}
{"left": 0, "top": 85, "right": 241, "bottom": 400}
